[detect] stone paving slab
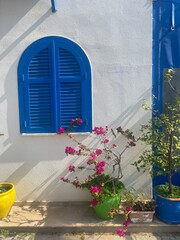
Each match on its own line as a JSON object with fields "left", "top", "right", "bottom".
{"left": 0, "top": 204, "right": 179, "bottom": 235}
{"left": 0, "top": 233, "right": 180, "bottom": 240}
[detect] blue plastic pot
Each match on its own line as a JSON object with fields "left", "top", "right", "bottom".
{"left": 155, "top": 192, "right": 180, "bottom": 224}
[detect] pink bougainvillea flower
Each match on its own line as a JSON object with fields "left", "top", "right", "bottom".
{"left": 68, "top": 165, "right": 75, "bottom": 172}
{"left": 90, "top": 153, "right": 97, "bottom": 160}
{"left": 90, "top": 186, "right": 99, "bottom": 194}
{"left": 95, "top": 166, "right": 104, "bottom": 175}
{"left": 95, "top": 149, "right": 102, "bottom": 156}
{"left": 65, "top": 146, "right": 76, "bottom": 155}
{"left": 57, "top": 127, "right": 65, "bottom": 134}
{"left": 115, "top": 228, "right": 125, "bottom": 237}
{"left": 123, "top": 219, "right": 131, "bottom": 229}
{"left": 59, "top": 176, "right": 64, "bottom": 181}
{"left": 77, "top": 118, "right": 83, "bottom": 124}
{"left": 71, "top": 118, "right": 83, "bottom": 124}
{"left": 128, "top": 141, "right": 136, "bottom": 147}
{"left": 104, "top": 139, "right": 109, "bottom": 143}
{"left": 125, "top": 206, "right": 132, "bottom": 212}
{"left": 112, "top": 144, "right": 117, "bottom": 148}
{"left": 96, "top": 161, "right": 106, "bottom": 168}
{"left": 93, "top": 126, "right": 107, "bottom": 135}
{"left": 90, "top": 186, "right": 98, "bottom": 194}
{"left": 90, "top": 185, "right": 102, "bottom": 195}
{"left": 91, "top": 198, "right": 98, "bottom": 206}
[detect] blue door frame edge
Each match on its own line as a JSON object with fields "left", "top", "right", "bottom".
{"left": 152, "top": 0, "right": 180, "bottom": 188}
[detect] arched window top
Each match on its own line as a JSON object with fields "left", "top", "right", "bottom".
{"left": 18, "top": 36, "right": 92, "bottom": 133}
{"left": 18, "top": 36, "right": 91, "bottom": 77}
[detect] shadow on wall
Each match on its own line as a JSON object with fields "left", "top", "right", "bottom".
{"left": 1, "top": 63, "right": 151, "bottom": 200}
{"left": 1, "top": 42, "right": 152, "bottom": 201}
{"left": 0, "top": 9, "right": 52, "bottom": 61}
{"left": 0, "top": 0, "right": 61, "bottom": 200}
{"left": 144, "top": 0, "right": 152, "bottom": 10}
{"left": 17, "top": 89, "right": 152, "bottom": 202}
{"left": 109, "top": 88, "right": 152, "bottom": 194}
{"left": 0, "top": 0, "right": 40, "bottom": 40}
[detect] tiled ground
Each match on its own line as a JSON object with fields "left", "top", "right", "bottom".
{"left": 0, "top": 204, "right": 179, "bottom": 239}
{"left": 0, "top": 232, "right": 180, "bottom": 240}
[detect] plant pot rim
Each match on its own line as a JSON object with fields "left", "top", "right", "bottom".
{"left": 0, "top": 182, "right": 15, "bottom": 196}
{"left": 154, "top": 184, "right": 180, "bottom": 201}
{"left": 155, "top": 193, "right": 180, "bottom": 201}
{"left": 0, "top": 182, "right": 14, "bottom": 187}
{"left": 130, "top": 210, "right": 155, "bottom": 214}
{"left": 121, "top": 199, "right": 154, "bottom": 204}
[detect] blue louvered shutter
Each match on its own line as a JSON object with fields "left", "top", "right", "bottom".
{"left": 58, "top": 48, "right": 83, "bottom": 131}
{"left": 18, "top": 44, "right": 55, "bottom": 133}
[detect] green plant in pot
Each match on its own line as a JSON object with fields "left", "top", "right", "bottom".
{"left": 0, "top": 182, "right": 16, "bottom": 219}
{"left": 58, "top": 119, "right": 137, "bottom": 220}
{"left": 132, "top": 71, "right": 180, "bottom": 223}
{"left": 121, "top": 188, "right": 155, "bottom": 223}
{"left": 0, "top": 130, "right": 16, "bottom": 219}
{"left": 0, "top": 133, "right": 16, "bottom": 219}
{"left": 114, "top": 188, "right": 155, "bottom": 237}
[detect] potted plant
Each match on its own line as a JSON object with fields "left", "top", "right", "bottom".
{"left": 0, "top": 133, "right": 16, "bottom": 219}
{"left": 132, "top": 74, "right": 180, "bottom": 224}
{"left": 115, "top": 188, "right": 155, "bottom": 237}
{"left": 59, "top": 119, "right": 137, "bottom": 220}
{"left": 0, "top": 182, "right": 16, "bottom": 219}
{"left": 121, "top": 188, "right": 155, "bottom": 223}
{"left": 80, "top": 173, "right": 124, "bottom": 220}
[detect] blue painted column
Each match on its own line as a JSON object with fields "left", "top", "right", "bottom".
{"left": 152, "top": 0, "right": 180, "bottom": 188}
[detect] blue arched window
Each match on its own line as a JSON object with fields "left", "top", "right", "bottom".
{"left": 18, "top": 36, "right": 92, "bottom": 133}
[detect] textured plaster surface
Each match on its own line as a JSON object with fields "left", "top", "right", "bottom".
{"left": 0, "top": 0, "right": 152, "bottom": 201}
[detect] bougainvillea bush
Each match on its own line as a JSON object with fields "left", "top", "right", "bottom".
{"left": 59, "top": 119, "right": 137, "bottom": 206}
{"left": 58, "top": 118, "right": 138, "bottom": 237}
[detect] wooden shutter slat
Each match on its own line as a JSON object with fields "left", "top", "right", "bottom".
{"left": 28, "top": 48, "right": 50, "bottom": 78}
{"left": 59, "top": 48, "right": 81, "bottom": 77}
{"left": 28, "top": 83, "right": 53, "bottom": 128}
{"left": 60, "top": 82, "right": 82, "bottom": 128}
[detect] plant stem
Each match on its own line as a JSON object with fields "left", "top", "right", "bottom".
{"left": 167, "top": 130, "right": 173, "bottom": 194}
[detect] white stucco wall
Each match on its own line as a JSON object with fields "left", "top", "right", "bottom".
{"left": 0, "top": 0, "right": 152, "bottom": 202}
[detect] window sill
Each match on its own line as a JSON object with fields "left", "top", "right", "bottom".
{"left": 21, "top": 132, "right": 91, "bottom": 136}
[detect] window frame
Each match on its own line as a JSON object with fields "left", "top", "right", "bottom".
{"left": 17, "top": 36, "right": 92, "bottom": 134}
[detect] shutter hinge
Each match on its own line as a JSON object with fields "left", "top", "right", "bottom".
{"left": 21, "top": 74, "right": 24, "bottom": 83}
{"left": 24, "top": 121, "right": 27, "bottom": 128}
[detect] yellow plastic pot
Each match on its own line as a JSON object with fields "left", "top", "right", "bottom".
{"left": 0, "top": 182, "right": 16, "bottom": 219}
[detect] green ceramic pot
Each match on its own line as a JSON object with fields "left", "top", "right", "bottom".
{"left": 93, "top": 194, "right": 121, "bottom": 220}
